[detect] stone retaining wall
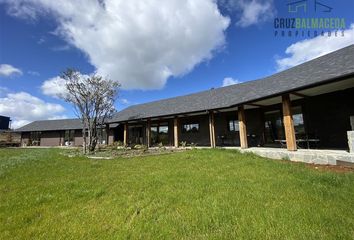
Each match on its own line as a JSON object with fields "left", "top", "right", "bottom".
{"left": 348, "top": 131, "right": 354, "bottom": 153}
{"left": 238, "top": 147, "right": 354, "bottom": 166}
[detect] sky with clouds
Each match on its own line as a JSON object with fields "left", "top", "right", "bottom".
{"left": 0, "top": 0, "right": 353, "bottom": 128}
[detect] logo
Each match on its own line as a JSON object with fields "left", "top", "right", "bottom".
{"left": 273, "top": 0, "right": 346, "bottom": 38}
{"left": 287, "top": 0, "right": 333, "bottom": 13}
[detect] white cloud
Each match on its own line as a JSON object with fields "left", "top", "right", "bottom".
{"left": 219, "top": 0, "right": 274, "bottom": 27}
{"left": 0, "top": 64, "right": 22, "bottom": 77}
{"left": 0, "top": 91, "right": 66, "bottom": 129}
{"left": 276, "top": 24, "right": 354, "bottom": 71}
{"left": 2, "top": 0, "right": 230, "bottom": 90}
{"left": 41, "top": 76, "right": 68, "bottom": 98}
{"left": 222, "top": 77, "right": 241, "bottom": 87}
{"left": 41, "top": 73, "right": 92, "bottom": 98}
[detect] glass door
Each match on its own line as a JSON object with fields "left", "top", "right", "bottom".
{"left": 264, "top": 110, "right": 285, "bottom": 146}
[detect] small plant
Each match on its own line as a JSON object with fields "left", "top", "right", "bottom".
{"left": 180, "top": 141, "right": 187, "bottom": 148}
{"left": 189, "top": 142, "right": 197, "bottom": 149}
{"left": 157, "top": 142, "right": 166, "bottom": 151}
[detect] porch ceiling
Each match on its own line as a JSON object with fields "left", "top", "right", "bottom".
{"left": 249, "top": 77, "right": 354, "bottom": 107}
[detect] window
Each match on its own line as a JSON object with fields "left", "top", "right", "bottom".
{"left": 158, "top": 125, "right": 169, "bottom": 145}
{"left": 64, "top": 130, "right": 75, "bottom": 144}
{"left": 151, "top": 126, "right": 158, "bottom": 144}
{"left": 150, "top": 123, "right": 169, "bottom": 145}
{"left": 30, "top": 131, "right": 41, "bottom": 146}
{"left": 228, "top": 120, "right": 239, "bottom": 132}
{"left": 129, "top": 125, "right": 144, "bottom": 144}
{"left": 292, "top": 106, "right": 305, "bottom": 137}
{"left": 97, "top": 128, "right": 107, "bottom": 144}
{"left": 182, "top": 123, "right": 199, "bottom": 133}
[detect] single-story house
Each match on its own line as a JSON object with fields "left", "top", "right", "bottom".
{"left": 16, "top": 45, "right": 354, "bottom": 151}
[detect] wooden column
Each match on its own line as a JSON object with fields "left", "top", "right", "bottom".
{"left": 123, "top": 123, "right": 128, "bottom": 146}
{"left": 174, "top": 117, "right": 179, "bottom": 147}
{"left": 282, "top": 94, "right": 297, "bottom": 151}
{"left": 209, "top": 111, "right": 216, "bottom": 148}
{"left": 146, "top": 119, "right": 151, "bottom": 147}
{"left": 238, "top": 105, "right": 248, "bottom": 149}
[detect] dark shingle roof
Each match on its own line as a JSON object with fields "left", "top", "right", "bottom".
{"left": 109, "top": 44, "right": 354, "bottom": 123}
{"left": 15, "top": 119, "right": 82, "bottom": 132}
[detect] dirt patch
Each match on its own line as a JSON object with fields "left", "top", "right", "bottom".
{"left": 306, "top": 164, "right": 354, "bottom": 173}
{"left": 277, "top": 159, "right": 354, "bottom": 173}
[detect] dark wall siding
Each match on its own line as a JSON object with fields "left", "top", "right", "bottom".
{"left": 245, "top": 109, "right": 265, "bottom": 147}
{"left": 179, "top": 115, "right": 210, "bottom": 146}
{"left": 74, "top": 130, "right": 83, "bottom": 146}
{"left": 302, "top": 87, "right": 354, "bottom": 149}
{"left": 40, "top": 131, "right": 61, "bottom": 146}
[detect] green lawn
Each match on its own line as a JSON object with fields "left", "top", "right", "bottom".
{"left": 0, "top": 148, "right": 353, "bottom": 239}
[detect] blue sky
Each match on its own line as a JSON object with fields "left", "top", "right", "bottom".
{"left": 0, "top": 0, "right": 353, "bottom": 128}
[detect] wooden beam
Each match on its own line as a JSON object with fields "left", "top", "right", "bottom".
{"left": 146, "top": 119, "right": 151, "bottom": 148}
{"left": 238, "top": 105, "right": 248, "bottom": 149}
{"left": 282, "top": 94, "right": 297, "bottom": 151}
{"left": 123, "top": 123, "right": 128, "bottom": 146}
{"left": 246, "top": 103, "right": 264, "bottom": 108}
{"left": 291, "top": 92, "right": 308, "bottom": 98}
{"left": 209, "top": 111, "right": 216, "bottom": 148}
{"left": 174, "top": 117, "right": 179, "bottom": 147}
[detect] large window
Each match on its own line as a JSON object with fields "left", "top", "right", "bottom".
{"left": 158, "top": 125, "right": 169, "bottom": 145}
{"left": 150, "top": 123, "right": 169, "bottom": 145}
{"left": 264, "top": 107, "right": 306, "bottom": 145}
{"left": 182, "top": 123, "right": 199, "bottom": 133}
{"left": 228, "top": 120, "right": 239, "bottom": 132}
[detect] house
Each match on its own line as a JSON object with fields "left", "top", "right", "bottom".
{"left": 16, "top": 45, "right": 354, "bottom": 151}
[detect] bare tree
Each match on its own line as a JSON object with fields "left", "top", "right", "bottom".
{"left": 61, "top": 69, "right": 120, "bottom": 154}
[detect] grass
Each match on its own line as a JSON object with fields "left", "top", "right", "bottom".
{"left": 0, "top": 148, "right": 353, "bottom": 239}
